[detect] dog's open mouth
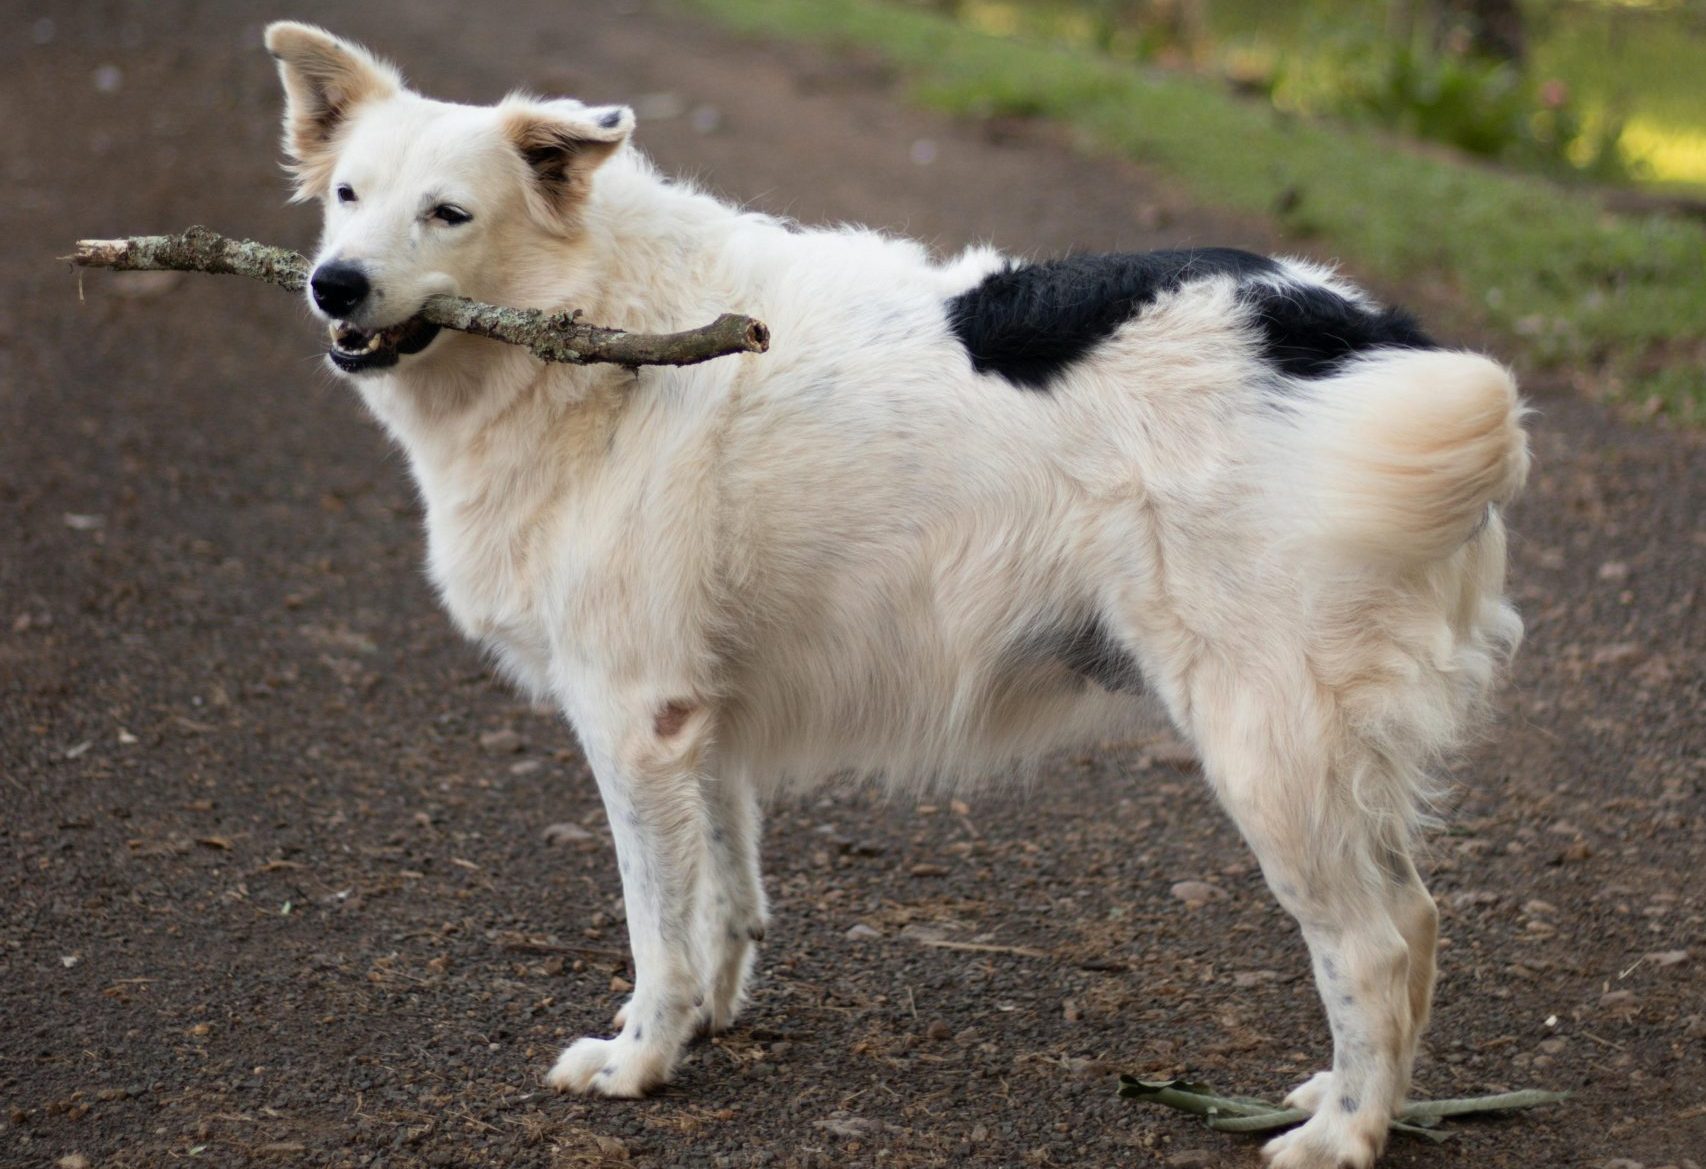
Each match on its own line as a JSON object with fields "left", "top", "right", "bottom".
{"left": 326, "top": 318, "right": 442, "bottom": 372}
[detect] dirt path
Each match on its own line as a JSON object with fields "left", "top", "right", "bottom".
{"left": 3, "top": 3, "right": 1701, "bottom": 1167}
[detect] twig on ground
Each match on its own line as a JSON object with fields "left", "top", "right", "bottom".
{"left": 1117, "top": 1076, "right": 1566, "bottom": 1145}
{"left": 496, "top": 935, "right": 626, "bottom": 961}
{"left": 915, "top": 939, "right": 1052, "bottom": 959}
{"left": 1579, "top": 1030, "right": 1627, "bottom": 1052}
{"left": 65, "top": 225, "right": 770, "bottom": 368}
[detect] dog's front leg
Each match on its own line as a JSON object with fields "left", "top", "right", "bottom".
{"left": 696, "top": 771, "right": 767, "bottom": 1033}
{"left": 607, "top": 770, "right": 767, "bottom": 1037}
{"left": 547, "top": 700, "right": 712, "bottom": 1097}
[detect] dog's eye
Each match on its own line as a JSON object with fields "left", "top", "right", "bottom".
{"left": 430, "top": 204, "right": 472, "bottom": 226}
{"left": 336, "top": 184, "right": 357, "bottom": 204}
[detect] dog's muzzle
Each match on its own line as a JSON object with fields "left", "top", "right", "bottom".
{"left": 326, "top": 318, "right": 442, "bottom": 373}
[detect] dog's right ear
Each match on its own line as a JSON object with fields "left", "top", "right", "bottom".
{"left": 501, "top": 99, "right": 635, "bottom": 233}
{"left": 264, "top": 22, "right": 403, "bottom": 201}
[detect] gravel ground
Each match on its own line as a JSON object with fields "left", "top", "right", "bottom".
{"left": 2, "top": 3, "right": 1702, "bottom": 1167}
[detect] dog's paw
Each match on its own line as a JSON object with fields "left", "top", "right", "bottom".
{"left": 695, "top": 994, "right": 741, "bottom": 1038}
{"left": 1282, "top": 1070, "right": 1335, "bottom": 1114}
{"left": 697, "top": 926, "right": 760, "bottom": 1036}
{"left": 545, "top": 1034, "right": 674, "bottom": 1098}
{"left": 696, "top": 967, "right": 752, "bottom": 1037}
{"left": 1261, "top": 1110, "right": 1383, "bottom": 1169}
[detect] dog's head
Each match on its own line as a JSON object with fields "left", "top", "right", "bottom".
{"left": 265, "top": 22, "right": 633, "bottom": 376}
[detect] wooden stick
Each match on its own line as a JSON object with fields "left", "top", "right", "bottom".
{"left": 66, "top": 225, "right": 770, "bottom": 368}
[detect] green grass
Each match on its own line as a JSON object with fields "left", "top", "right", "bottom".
{"left": 686, "top": 0, "right": 1705, "bottom": 420}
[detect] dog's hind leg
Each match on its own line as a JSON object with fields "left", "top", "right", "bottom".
{"left": 1276, "top": 844, "right": 1437, "bottom": 1125}
{"left": 1379, "top": 843, "right": 1439, "bottom": 1089}
{"left": 547, "top": 699, "right": 714, "bottom": 1098}
{"left": 1189, "top": 672, "right": 1429, "bottom": 1169}
{"left": 695, "top": 770, "right": 768, "bottom": 1034}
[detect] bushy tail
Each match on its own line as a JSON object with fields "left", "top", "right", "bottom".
{"left": 1279, "top": 350, "right": 1529, "bottom": 567}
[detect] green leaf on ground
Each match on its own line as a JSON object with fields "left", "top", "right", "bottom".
{"left": 1117, "top": 1075, "right": 1566, "bottom": 1144}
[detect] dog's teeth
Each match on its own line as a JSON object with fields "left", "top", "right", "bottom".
{"left": 327, "top": 322, "right": 387, "bottom": 359}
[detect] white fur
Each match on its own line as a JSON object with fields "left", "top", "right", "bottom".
{"left": 265, "top": 24, "right": 1530, "bottom": 1169}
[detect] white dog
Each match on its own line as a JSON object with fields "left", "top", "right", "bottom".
{"left": 264, "top": 23, "right": 1528, "bottom": 1168}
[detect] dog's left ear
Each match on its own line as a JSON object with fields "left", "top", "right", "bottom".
{"left": 501, "top": 100, "right": 635, "bottom": 232}
{"left": 265, "top": 22, "right": 403, "bottom": 201}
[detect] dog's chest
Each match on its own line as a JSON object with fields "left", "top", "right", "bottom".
{"left": 423, "top": 501, "right": 560, "bottom": 694}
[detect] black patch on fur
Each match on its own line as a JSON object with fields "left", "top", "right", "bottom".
{"left": 598, "top": 109, "right": 622, "bottom": 129}
{"left": 1007, "top": 612, "right": 1145, "bottom": 695}
{"left": 1238, "top": 283, "right": 1436, "bottom": 380}
{"left": 945, "top": 249, "right": 1281, "bottom": 391}
{"left": 1052, "top": 615, "right": 1145, "bottom": 694}
{"left": 945, "top": 247, "right": 1438, "bottom": 390}
{"left": 1058, "top": 616, "right": 1144, "bottom": 694}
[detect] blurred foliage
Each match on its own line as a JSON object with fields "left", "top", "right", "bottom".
{"left": 905, "top": 0, "right": 1706, "bottom": 189}
{"left": 1285, "top": 32, "right": 1629, "bottom": 182}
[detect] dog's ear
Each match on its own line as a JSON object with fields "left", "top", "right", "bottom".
{"left": 264, "top": 22, "right": 403, "bottom": 201}
{"left": 501, "top": 100, "right": 635, "bottom": 232}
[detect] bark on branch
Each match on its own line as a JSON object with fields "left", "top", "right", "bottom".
{"left": 66, "top": 226, "right": 770, "bottom": 368}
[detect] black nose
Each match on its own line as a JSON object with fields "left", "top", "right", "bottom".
{"left": 310, "top": 261, "right": 371, "bottom": 318}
